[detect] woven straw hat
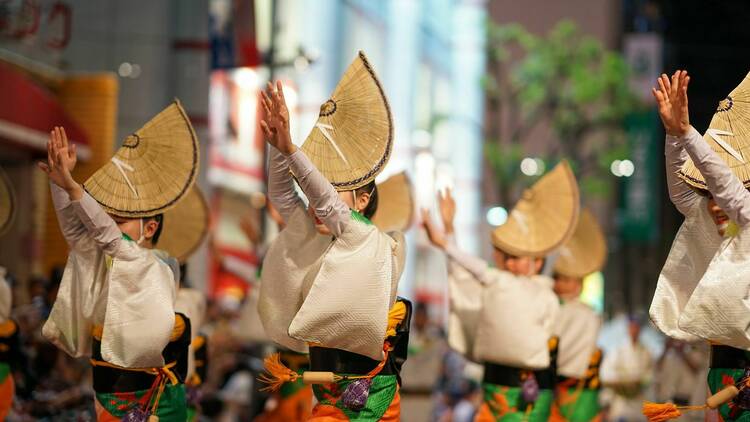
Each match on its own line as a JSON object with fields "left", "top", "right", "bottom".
{"left": 0, "top": 167, "right": 14, "bottom": 237}
{"left": 300, "top": 51, "right": 393, "bottom": 191}
{"left": 371, "top": 171, "right": 413, "bottom": 232}
{"left": 158, "top": 187, "right": 209, "bottom": 262}
{"left": 679, "top": 71, "right": 750, "bottom": 189}
{"left": 84, "top": 100, "right": 199, "bottom": 218}
{"left": 554, "top": 208, "right": 607, "bottom": 278}
{"left": 491, "top": 161, "right": 580, "bottom": 257}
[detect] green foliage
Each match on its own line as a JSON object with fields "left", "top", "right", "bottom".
{"left": 483, "top": 20, "right": 639, "bottom": 203}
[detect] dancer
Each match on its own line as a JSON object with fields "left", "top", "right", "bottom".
{"left": 40, "top": 101, "right": 198, "bottom": 421}
{"left": 647, "top": 70, "right": 750, "bottom": 421}
{"left": 160, "top": 186, "right": 211, "bottom": 422}
{"left": 422, "top": 163, "right": 579, "bottom": 421}
{"left": 550, "top": 209, "right": 606, "bottom": 421}
{"left": 257, "top": 51, "right": 410, "bottom": 421}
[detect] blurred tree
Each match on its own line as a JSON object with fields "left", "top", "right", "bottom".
{"left": 484, "top": 20, "right": 640, "bottom": 203}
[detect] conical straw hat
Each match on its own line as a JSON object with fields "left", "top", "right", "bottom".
{"left": 84, "top": 100, "right": 199, "bottom": 218}
{"left": 0, "top": 167, "right": 15, "bottom": 237}
{"left": 300, "top": 51, "right": 393, "bottom": 191}
{"left": 554, "top": 208, "right": 607, "bottom": 278}
{"left": 491, "top": 161, "right": 580, "bottom": 257}
{"left": 159, "top": 187, "right": 209, "bottom": 262}
{"left": 371, "top": 171, "right": 413, "bottom": 232}
{"left": 679, "top": 71, "right": 750, "bottom": 190}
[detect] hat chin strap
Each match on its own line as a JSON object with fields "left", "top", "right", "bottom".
{"left": 136, "top": 218, "right": 146, "bottom": 245}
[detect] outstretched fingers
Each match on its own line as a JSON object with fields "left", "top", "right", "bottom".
{"left": 47, "top": 132, "right": 55, "bottom": 168}
{"left": 260, "top": 91, "right": 272, "bottom": 115}
{"left": 260, "top": 120, "right": 274, "bottom": 141}
{"left": 276, "top": 80, "right": 286, "bottom": 106}
{"left": 657, "top": 76, "right": 669, "bottom": 102}
{"left": 59, "top": 126, "right": 69, "bottom": 149}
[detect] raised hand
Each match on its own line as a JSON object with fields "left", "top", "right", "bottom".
{"left": 260, "top": 81, "right": 296, "bottom": 155}
{"left": 437, "top": 188, "right": 456, "bottom": 235}
{"left": 652, "top": 70, "right": 691, "bottom": 137}
{"left": 421, "top": 208, "right": 447, "bottom": 249}
{"left": 38, "top": 127, "right": 82, "bottom": 198}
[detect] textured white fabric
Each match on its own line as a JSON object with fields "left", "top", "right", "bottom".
{"left": 175, "top": 288, "right": 206, "bottom": 377}
{"left": 0, "top": 267, "right": 10, "bottom": 323}
{"left": 102, "top": 248, "right": 177, "bottom": 367}
{"left": 554, "top": 299, "right": 601, "bottom": 378}
{"left": 43, "top": 190, "right": 177, "bottom": 368}
{"left": 650, "top": 200, "right": 724, "bottom": 342}
{"left": 679, "top": 222, "right": 750, "bottom": 349}
{"left": 43, "top": 239, "right": 177, "bottom": 367}
{"left": 473, "top": 271, "right": 559, "bottom": 369}
{"left": 259, "top": 207, "right": 404, "bottom": 360}
{"left": 446, "top": 260, "right": 483, "bottom": 359}
{"left": 653, "top": 126, "right": 750, "bottom": 345}
{"left": 258, "top": 206, "right": 329, "bottom": 354}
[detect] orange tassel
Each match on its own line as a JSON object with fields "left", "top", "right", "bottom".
{"left": 642, "top": 402, "right": 682, "bottom": 421}
{"left": 257, "top": 353, "right": 300, "bottom": 392}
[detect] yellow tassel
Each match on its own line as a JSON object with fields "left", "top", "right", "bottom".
{"left": 642, "top": 402, "right": 682, "bottom": 421}
{"left": 257, "top": 353, "right": 300, "bottom": 392}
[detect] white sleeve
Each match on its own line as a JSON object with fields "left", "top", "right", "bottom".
{"left": 682, "top": 126, "right": 750, "bottom": 227}
{"left": 286, "top": 149, "right": 351, "bottom": 237}
{"left": 444, "top": 240, "right": 492, "bottom": 285}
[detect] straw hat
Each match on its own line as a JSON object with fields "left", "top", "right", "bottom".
{"left": 491, "top": 161, "right": 580, "bottom": 257}
{"left": 300, "top": 51, "right": 393, "bottom": 191}
{"left": 554, "top": 208, "right": 607, "bottom": 278}
{"left": 84, "top": 100, "right": 199, "bottom": 218}
{"left": 371, "top": 171, "right": 413, "bottom": 232}
{"left": 158, "top": 187, "right": 209, "bottom": 263}
{"left": 679, "top": 71, "right": 750, "bottom": 190}
{"left": 0, "top": 167, "right": 14, "bottom": 237}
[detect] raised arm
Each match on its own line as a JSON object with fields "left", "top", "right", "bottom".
{"left": 39, "top": 127, "right": 90, "bottom": 247}
{"left": 444, "top": 239, "right": 492, "bottom": 285}
{"left": 70, "top": 191, "right": 124, "bottom": 257}
{"left": 260, "top": 81, "right": 350, "bottom": 237}
{"left": 286, "top": 150, "right": 350, "bottom": 237}
{"left": 681, "top": 127, "right": 750, "bottom": 226}
{"left": 421, "top": 189, "right": 493, "bottom": 285}
{"left": 267, "top": 146, "right": 304, "bottom": 222}
{"left": 49, "top": 182, "right": 88, "bottom": 247}
{"left": 39, "top": 126, "right": 127, "bottom": 257}
{"left": 665, "top": 134, "right": 699, "bottom": 215}
{"left": 653, "top": 70, "right": 750, "bottom": 225}
{"left": 654, "top": 71, "right": 699, "bottom": 215}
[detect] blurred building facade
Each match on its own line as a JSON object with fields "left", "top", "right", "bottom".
{"left": 0, "top": 0, "right": 487, "bottom": 308}
{"left": 274, "top": 0, "right": 487, "bottom": 301}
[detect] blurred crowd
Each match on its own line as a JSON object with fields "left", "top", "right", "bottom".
{"left": 1, "top": 264, "right": 716, "bottom": 422}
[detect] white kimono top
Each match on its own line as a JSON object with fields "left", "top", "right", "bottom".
{"left": 651, "top": 127, "right": 750, "bottom": 349}
{"left": 258, "top": 148, "right": 406, "bottom": 361}
{"left": 42, "top": 184, "right": 178, "bottom": 368}
{"left": 553, "top": 298, "right": 601, "bottom": 379}
{"left": 444, "top": 242, "right": 560, "bottom": 370}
